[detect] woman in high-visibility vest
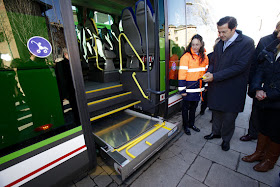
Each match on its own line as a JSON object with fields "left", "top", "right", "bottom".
{"left": 178, "top": 34, "right": 209, "bottom": 135}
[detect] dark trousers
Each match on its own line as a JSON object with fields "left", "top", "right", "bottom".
{"left": 182, "top": 100, "right": 199, "bottom": 128}
{"left": 212, "top": 110, "right": 238, "bottom": 142}
{"left": 248, "top": 100, "right": 260, "bottom": 139}
{"left": 200, "top": 91, "right": 208, "bottom": 112}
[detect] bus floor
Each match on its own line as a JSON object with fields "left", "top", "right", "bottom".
{"left": 71, "top": 96, "right": 280, "bottom": 187}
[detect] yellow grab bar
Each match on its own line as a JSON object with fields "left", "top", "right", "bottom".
{"left": 125, "top": 122, "right": 166, "bottom": 159}
{"left": 145, "top": 141, "right": 152, "bottom": 146}
{"left": 118, "top": 33, "right": 145, "bottom": 71}
{"left": 93, "top": 37, "right": 103, "bottom": 71}
{"left": 132, "top": 72, "right": 149, "bottom": 100}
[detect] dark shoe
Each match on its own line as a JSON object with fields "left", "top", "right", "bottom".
{"left": 191, "top": 126, "right": 200, "bottom": 132}
{"left": 200, "top": 111, "right": 205, "bottom": 115}
{"left": 240, "top": 134, "right": 257, "bottom": 142}
{"left": 209, "top": 119, "right": 213, "bottom": 123}
{"left": 204, "top": 133, "right": 221, "bottom": 140}
{"left": 184, "top": 127, "right": 191, "bottom": 135}
{"left": 221, "top": 141, "right": 230, "bottom": 151}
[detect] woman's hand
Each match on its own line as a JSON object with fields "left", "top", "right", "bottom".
{"left": 181, "top": 93, "right": 187, "bottom": 97}
{"left": 255, "top": 90, "right": 267, "bottom": 101}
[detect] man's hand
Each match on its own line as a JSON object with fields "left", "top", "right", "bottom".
{"left": 255, "top": 90, "right": 267, "bottom": 101}
{"left": 181, "top": 93, "right": 187, "bottom": 97}
{"left": 203, "top": 72, "right": 214, "bottom": 82}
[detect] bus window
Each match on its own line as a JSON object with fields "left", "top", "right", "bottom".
{"left": 0, "top": 0, "right": 80, "bottom": 158}
{"left": 167, "top": 0, "right": 187, "bottom": 92}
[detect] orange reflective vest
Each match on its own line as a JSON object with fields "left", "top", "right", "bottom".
{"left": 178, "top": 48, "right": 209, "bottom": 101}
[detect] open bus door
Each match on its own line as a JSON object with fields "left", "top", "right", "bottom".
{"left": 69, "top": 0, "right": 181, "bottom": 181}
{"left": 0, "top": 0, "right": 96, "bottom": 186}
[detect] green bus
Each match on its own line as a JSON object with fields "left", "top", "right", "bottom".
{"left": 0, "top": 0, "right": 188, "bottom": 185}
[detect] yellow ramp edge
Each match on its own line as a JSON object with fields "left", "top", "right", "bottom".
{"left": 88, "top": 92, "right": 132, "bottom": 106}
{"left": 86, "top": 84, "right": 123, "bottom": 94}
{"left": 90, "top": 101, "right": 141, "bottom": 122}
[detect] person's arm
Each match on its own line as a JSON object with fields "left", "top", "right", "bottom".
{"left": 213, "top": 39, "right": 255, "bottom": 82}
{"left": 248, "top": 59, "right": 265, "bottom": 98}
{"left": 178, "top": 55, "right": 189, "bottom": 95}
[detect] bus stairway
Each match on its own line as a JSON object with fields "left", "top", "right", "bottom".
{"left": 85, "top": 83, "right": 180, "bottom": 181}
{"left": 86, "top": 83, "right": 140, "bottom": 122}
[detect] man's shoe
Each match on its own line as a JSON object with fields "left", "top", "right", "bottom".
{"left": 184, "top": 128, "right": 191, "bottom": 135}
{"left": 240, "top": 134, "right": 257, "bottom": 142}
{"left": 204, "top": 133, "right": 221, "bottom": 140}
{"left": 191, "top": 126, "right": 200, "bottom": 132}
{"left": 210, "top": 119, "right": 213, "bottom": 123}
{"left": 221, "top": 141, "right": 230, "bottom": 151}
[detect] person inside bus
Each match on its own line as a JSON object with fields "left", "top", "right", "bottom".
{"left": 240, "top": 21, "right": 280, "bottom": 142}
{"left": 242, "top": 34, "right": 280, "bottom": 172}
{"left": 178, "top": 34, "right": 209, "bottom": 135}
{"left": 55, "top": 48, "right": 80, "bottom": 124}
{"left": 203, "top": 16, "right": 255, "bottom": 151}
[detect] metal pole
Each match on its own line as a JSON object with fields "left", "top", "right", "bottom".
{"left": 59, "top": 0, "right": 97, "bottom": 170}
{"left": 144, "top": 0, "right": 151, "bottom": 99}
{"left": 164, "top": 0, "right": 170, "bottom": 119}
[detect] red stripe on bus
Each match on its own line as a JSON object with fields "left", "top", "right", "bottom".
{"left": 168, "top": 98, "right": 182, "bottom": 106}
{"left": 5, "top": 145, "right": 86, "bottom": 187}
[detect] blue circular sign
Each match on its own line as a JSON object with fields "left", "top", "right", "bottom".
{"left": 27, "top": 36, "right": 52, "bottom": 58}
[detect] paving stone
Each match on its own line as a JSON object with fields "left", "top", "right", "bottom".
{"left": 110, "top": 171, "right": 123, "bottom": 185}
{"left": 124, "top": 150, "right": 161, "bottom": 185}
{"left": 68, "top": 183, "right": 76, "bottom": 187}
{"left": 130, "top": 159, "right": 187, "bottom": 187}
{"left": 174, "top": 148, "right": 197, "bottom": 167}
{"left": 101, "top": 165, "right": 115, "bottom": 175}
{"left": 177, "top": 174, "right": 207, "bottom": 187}
{"left": 230, "top": 127, "right": 256, "bottom": 155}
{"left": 75, "top": 176, "right": 96, "bottom": 187}
{"left": 272, "top": 177, "right": 280, "bottom": 187}
{"left": 260, "top": 182, "right": 271, "bottom": 187}
{"left": 89, "top": 166, "right": 105, "bottom": 179}
{"left": 199, "top": 142, "right": 240, "bottom": 170}
{"left": 97, "top": 156, "right": 105, "bottom": 166}
{"left": 187, "top": 156, "right": 212, "bottom": 182}
{"left": 108, "top": 182, "right": 119, "bottom": 187}
{"left": 237, "top": 153, "right": 280, "bottom": 186}
{"left": 173, "top": 135, "right": 205, "bottom": 154}
{"left": 205, "top": 163, "right": 258, "bottom": 187}
{"left": 276, "top": 158, "right": 280, "bottom": 167}
{"left": 94, "top": 172, "right": 113, "bottom": 187}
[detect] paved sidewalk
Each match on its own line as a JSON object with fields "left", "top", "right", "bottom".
{"left": 72, "top": 97, "right": 280, "bottom": 187}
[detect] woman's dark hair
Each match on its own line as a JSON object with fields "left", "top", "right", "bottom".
{"left": 217, "top": 16, "right": 237, "bottom": 30}
{"left": 184, "top": 34, "right": 205, "bottom": 64}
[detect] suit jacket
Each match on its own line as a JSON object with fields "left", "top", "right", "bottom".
{"left": 207, "top": 30, "right": 255, "bottom": 112}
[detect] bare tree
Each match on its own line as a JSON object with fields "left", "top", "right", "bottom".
{"left": 4, "top": 0, "right": 46, "bottom": 47}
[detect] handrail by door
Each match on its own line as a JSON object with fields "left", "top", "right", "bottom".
{"left": 118, "top": 33, "right": 145, "bottom": 71}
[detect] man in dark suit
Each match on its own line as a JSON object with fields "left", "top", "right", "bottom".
{"left": 240, "top": 21, "right": 280, "bottom": 141}
{"left": 203, "top": 16, "right": 255, "bottom": 151}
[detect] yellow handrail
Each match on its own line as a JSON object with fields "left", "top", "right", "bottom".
{"left": 118, "top": 33, "right": 145, "bottom": 71}
{"left": 132, "top": 72, "right": 149, "bottom": 100}
{"left": 125, "top": 122, "right": 165, "bottom": 159}
{"left": 93, "top": 37, "right": 103, "bottom": 71}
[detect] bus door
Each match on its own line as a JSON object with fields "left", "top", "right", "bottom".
{"left": 70, "top": 0, "right": 180, "bottom": 180}
{"left": 0, "top": 0, "right": 96, "bottom": 186}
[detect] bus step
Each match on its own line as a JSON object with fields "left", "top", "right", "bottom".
{"left": 89, "top": 99, "right": 141, "bottom": 122}
{"left": 85, "top": 83, "right": 123, "bottom": 99}
{"left": 87, "top": 91, "right": 132, "bottom": 112}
